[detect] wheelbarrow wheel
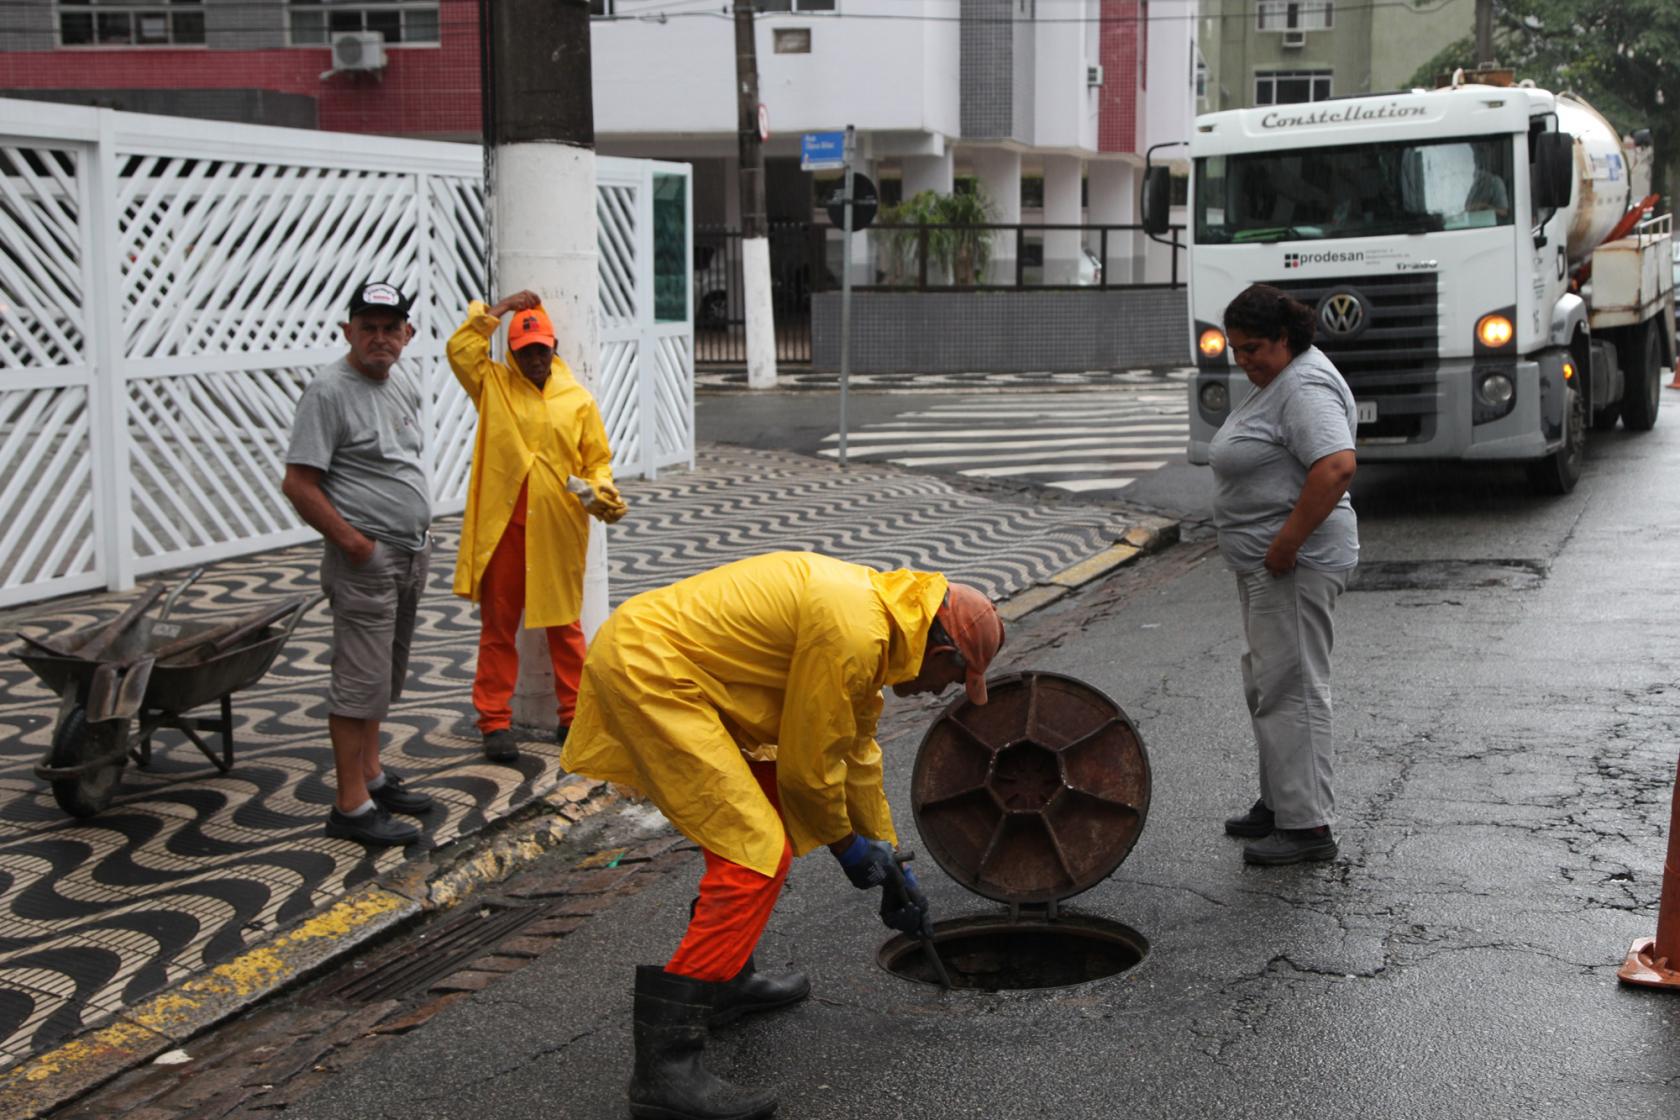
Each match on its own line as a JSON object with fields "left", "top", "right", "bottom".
{"left": 48, "top": 704, "right": 125, "bottom": 818}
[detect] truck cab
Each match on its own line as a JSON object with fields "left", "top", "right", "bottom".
{"left": 1161, "top": 82, "right": 1674, "bottom": 494}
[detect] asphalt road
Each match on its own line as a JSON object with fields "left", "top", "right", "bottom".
{"left": 266, "top": 394, "right": 1680, "bottom": 1119}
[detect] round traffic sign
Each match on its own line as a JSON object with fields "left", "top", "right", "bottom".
{"left": 756, "top": 103, "right": 770, "bottom": 142}
{"left": 826, "top": 173, "right": 878, "bottom": 231}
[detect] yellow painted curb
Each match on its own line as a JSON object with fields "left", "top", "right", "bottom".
{"left": 998, "top": 584, "right": 1071, "bottom": 622}
{"left": 0, "top": 887, "right": 416, "bottom": 1120}
{"left": 1048, "top": 542, "right": 1143, "bottom": 588}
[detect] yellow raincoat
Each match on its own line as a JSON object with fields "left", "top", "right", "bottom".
{"left": 447, "top": 301, "right": 615, "bottom": 629}
{"left": 560, "top": 552, "right": 948, "bottom": 877}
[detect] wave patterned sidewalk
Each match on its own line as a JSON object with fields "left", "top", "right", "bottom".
{"left": 0, "top": 443, "right": 1146, "bottom": 1073}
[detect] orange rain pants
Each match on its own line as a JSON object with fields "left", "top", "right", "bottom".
{"left": 473, "top": 484, "right": 587, "bottom": 733}
{"left": 666, "top": 759, "right": 793, "bottom": 982}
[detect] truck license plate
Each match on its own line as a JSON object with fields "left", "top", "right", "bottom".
{"left": 1356, "top": 401, "right": 1377, "bottom": 425}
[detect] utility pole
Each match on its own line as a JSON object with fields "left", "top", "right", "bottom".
{"left": 483, "top": 0, "right": 608, "bottom": 728}
{"left": 734, "top": 1, "right": 777, "bottom": 389}
{"left": 1474, "top": 0, "right": 1495, "bottom": 68}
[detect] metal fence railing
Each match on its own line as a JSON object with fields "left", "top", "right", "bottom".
{"left": 693, "top": 222, "right": 820, "bottom": 365}
{"left": 813, "top": 222, "right": 1186, "bottom": 292}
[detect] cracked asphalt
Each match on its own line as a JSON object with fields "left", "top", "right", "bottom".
{"left": 236, "top": 420, "right": 1680, "bottom": 1117}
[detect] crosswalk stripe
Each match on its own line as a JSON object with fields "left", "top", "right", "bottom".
{"left": 884, "top": 446, "right": 1183, "bottom": 467}
{"left": 823, "top": 423, "right": 1188, "bottom": 444}
{"left": 1048, "top": 478, "right": 1140, "bottom": 493}
{"left": 959, "top": 460, "right": 1167, "bottom": 477}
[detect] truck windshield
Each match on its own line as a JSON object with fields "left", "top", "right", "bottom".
{"left": 1195, "top": 135, "right": 1515, "bottom": 244}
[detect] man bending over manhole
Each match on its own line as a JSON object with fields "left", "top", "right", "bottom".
{"left": 561, "top": 551, "right": 1004, "bottom": 1120}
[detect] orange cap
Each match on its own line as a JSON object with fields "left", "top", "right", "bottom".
{"left": 508, "top": 305, "right": 556, "bottom": 351}
{"left": 936, "top": 583, "right": 1005, "bottom": 704}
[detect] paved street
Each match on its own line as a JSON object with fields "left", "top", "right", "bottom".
{"left": 48, "top": 390, "right": 1680, "bottom": 1120}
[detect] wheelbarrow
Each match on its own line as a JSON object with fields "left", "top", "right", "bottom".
{"left": 14, "top": 569, "right": 322, "bottom": 818}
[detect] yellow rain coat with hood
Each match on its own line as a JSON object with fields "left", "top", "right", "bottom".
{"left": 560, "top": 551, "right": 948, "bottom": 878}
{"left": 446, "top": 301, "right": 615, "bottom": 628}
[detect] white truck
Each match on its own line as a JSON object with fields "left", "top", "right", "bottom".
{"left": 1143, "top": 78, "right": 1676, "bottom": 494}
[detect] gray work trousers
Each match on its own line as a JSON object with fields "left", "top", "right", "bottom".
{"left": 1236, "top": 566, "right": 1350, "bottom": 831}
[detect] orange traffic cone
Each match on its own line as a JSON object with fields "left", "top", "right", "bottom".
{"left": 1618, "top": 750, "right": 1680, "bottom": 989}
{"left": 1667, "top": 357, "right": 1680, "bottom": 391}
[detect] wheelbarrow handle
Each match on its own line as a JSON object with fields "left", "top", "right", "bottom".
{"left": 158, "top": 567, "right": 207, "bottom": 620}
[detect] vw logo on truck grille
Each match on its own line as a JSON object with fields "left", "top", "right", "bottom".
{"left": 1317, "top": 289, "right": 1368, "bottom": 339}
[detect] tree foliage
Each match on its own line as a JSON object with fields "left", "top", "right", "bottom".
{"left": 1409, "top": 0, "right": 1680, "bottom": 197}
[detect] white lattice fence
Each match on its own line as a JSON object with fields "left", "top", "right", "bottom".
{"left": 0, "top": 98, "right": 692, "bottom": 607}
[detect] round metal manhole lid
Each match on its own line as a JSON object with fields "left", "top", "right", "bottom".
{"left": 910, "top": 670, "right": 1150, "bottom": 905}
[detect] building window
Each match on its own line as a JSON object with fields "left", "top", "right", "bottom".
{"left": 289, "top": 1, "right": 440, "bottom": 46}
{"left": 589, "top": 0, "right": 613, "bottom": 15}
{"left": 59, "top": 0, "right": 204, "bottom": 46}
{"left": 1255, "top": 70, "right": 1332, "bottom": 105}
{"left": 1256, "top": 1, "right": 1332, "bottom": 31}
{"left": 773, "top": 28, "right": 811, "bottom": 53}
{"left": 757, "top": 0, "right": 837, "bottom": 12}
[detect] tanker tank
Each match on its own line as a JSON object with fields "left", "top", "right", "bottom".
{"left": 1556, "top": 93, "right": 1636, "bottom": 267}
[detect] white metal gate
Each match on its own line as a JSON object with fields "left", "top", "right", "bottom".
{"left": 0, "top": 99, "right": 692, "bottom": 608}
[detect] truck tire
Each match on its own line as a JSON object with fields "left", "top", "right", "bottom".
{"left": 1527, "top": 382, "right": 1584, "bottom": 495}
{"left": 1619, "top": 322, "right": 1663, "bottom": 432}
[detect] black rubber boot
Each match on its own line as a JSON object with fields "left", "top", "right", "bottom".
{"left": 628, "top": 966, "right": 778, "bottom": 1120}
{"left": 709, "top": 957, "right": 811, "bottom": 1028}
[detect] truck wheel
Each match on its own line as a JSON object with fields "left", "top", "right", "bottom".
{"left": 1620, "top": 322, "right": 1662, "bottom": 431}
{"left": 1526, "top": 382, "right": 1584, "bottom": 495}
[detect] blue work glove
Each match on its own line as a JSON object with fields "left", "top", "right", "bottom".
{"left": 880, "top": 861, "right": 931, "bottom": 935}
{"left": 834, "top": 835, "right": 898, "bottom": 890}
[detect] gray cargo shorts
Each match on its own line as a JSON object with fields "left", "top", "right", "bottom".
{"left": 319, "top": 536, "right": 431, "bottom": 721}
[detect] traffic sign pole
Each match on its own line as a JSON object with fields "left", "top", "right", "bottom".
{"left": 839, "top": 123, "right": 855, "bottom": 468}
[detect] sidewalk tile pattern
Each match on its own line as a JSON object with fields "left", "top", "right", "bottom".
{"left": 0, "top": 444, "right": 1132, "bottom": 1070}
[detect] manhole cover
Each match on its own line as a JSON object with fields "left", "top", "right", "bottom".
{"left": 1348, "top": 559, "right": 1547, "bottom": 592}
{"left": 878, "top": 913, "right": 1147, "bottom": 991}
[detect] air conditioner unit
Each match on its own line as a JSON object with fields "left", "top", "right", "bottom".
{"left": 331, "top": 31, "right": 386, "bottom": 72}
{"left": 1281, "top": 30, "right": 1306, "bottom": 48}
{"left": 1087, "top": 64, "right": 1105, "bottom": 87}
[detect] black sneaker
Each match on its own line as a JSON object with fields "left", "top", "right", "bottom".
{"left": 1224, "top": 799, "right": 1274, "bottom": 838}
{"left": 325, "top": 805, "right": 420, "bottom": 847}
{"left": 483, "top": 728, "right": 519, "bottom": 763}
{"left": 1243, "top": 826, "right": 1338, "bottom": 865}
{"left": 555, "top": 724, "right": 569, "bottom": 748}
{"left": 369, "top": 771, "right": 433, "bottom": 816}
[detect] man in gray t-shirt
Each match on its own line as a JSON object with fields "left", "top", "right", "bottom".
{"left": 282, "top": 279, "right": 436, "bottom": 848}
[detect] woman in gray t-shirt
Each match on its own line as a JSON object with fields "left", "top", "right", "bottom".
{"left": 1207, "top": 284, "right": 1358, "bottom": 866}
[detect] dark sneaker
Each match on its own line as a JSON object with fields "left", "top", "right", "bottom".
{"left": 369, "top": 771, "right": 433, "bottom": 816}
{"left": 325, "top": 805, "right": 420, "bottom": 847}
{"left": 1243, "top": 826, "right": 1337, "bottom": 865}
{"left": 555, "top": 724, "right": 570, "bottom": 748}
{"left": 483, "top": 728, "right": 519, "bottom": 763}
{"left": 1224, "top": 799, "right": 1274, "bottom": 838}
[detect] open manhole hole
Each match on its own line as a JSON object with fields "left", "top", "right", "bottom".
{"left": 878, "top": 913, "right": 1147, "bottom": 991}
{"left": 890, "top": 671, "right": 1152, "bottom": 992}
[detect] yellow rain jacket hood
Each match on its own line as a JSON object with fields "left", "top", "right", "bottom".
{"left": 447, "top": 302, "right": 615, "bottom": 628}
{"left": 560, "top": 552, "right": 949, "bottom": 877}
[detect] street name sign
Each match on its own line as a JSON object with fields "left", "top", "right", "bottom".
{"left": 801, "top": 131, "right": 846, "bottom": 171}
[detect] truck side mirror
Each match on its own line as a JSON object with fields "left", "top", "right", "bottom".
{"left": 1141, "top": 166, "right": 1172, "bottom": 235}
{"left": 1533, "top": 132, "right": 1574, "bottom": 211}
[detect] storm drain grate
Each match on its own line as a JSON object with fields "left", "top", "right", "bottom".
{"left": 312, "top": 901, "right": 546, "bottom": 1004}
{"left": 1348, "top": 559, "right": 1548, "bottom": 592}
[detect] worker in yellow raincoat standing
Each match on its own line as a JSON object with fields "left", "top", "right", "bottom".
{"left": 561, "top": 551, "right": 1005, "bottom": 1120}
{"left": 447, "top": 290, "right": 626, "bottom": 764}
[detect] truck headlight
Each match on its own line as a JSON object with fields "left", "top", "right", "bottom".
{"left": 1199, "top": 382, "right": 1230, "bottom": 412}
{"left": 1473, "top": 366, "right": 1517, "bottom": 424}
{"left": 1476, "top": 313, "right": 1514, "bottom": 349}
{"left": 1198, "top": 328, "right": 1227, "bottom": 358}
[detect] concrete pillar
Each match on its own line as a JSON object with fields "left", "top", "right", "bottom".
{"left": 968, "top": 147, "right": 1022, "bottom": 285}
{"left": 902, "top": 151, "right": 955, "bottom": 198}
{"left": 1087, "top": 160, "right": 1139, "bottom": 283}
{"left": 1042, "top": 154, "right": 1084, "bottom": 285}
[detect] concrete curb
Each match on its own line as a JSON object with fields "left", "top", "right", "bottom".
{"left": 0, "top": 775, "right": 618, "bottom": 1120}
{"left": 998, "top": 515, "right": 1180, "bottom": 622}
{"left": 0, "top": 517, "right": 1181, "bottom": 1119}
